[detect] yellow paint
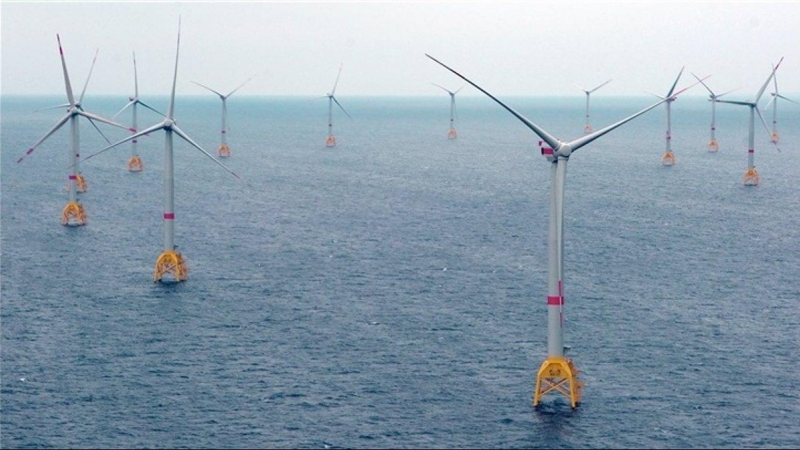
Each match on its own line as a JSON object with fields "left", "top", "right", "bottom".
{"left": 743, "top": 167, "right": 759, "bottom": 186}
{"left": 61, "top": 201, "right": 87, "bottom": 226}
{"left": 218, "top": 144, "right": 231, "bottom": 158}
{"left": 661, "top": 150, "right": 676, "bottom": 166}
{"left": 326, "top": 135, "right": 336, "bottom": 147}
{"left": 75, "top": 174, "right": 87, "bottom": 192}
{"left": 447, "top": 127, "right": 457, "bottom": 139}
{"left": 533, "top": 356, "right": 583, "bottom": 409}
{"left": 128, "top": 156, "right": 143, "bottom": 172}
{"left": 153, "top": 250, "right": 189, "bottom": 282}
{"left": 708, "top": 140, "right": 719, "bottom": 152}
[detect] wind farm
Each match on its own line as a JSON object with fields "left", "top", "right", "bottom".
{"left": 80, "top": 18, "right": 246, "bottom": 281}
{"left": 15, "top": 36, "right": 131, "bottom": 225}
{"left": 763, "top": 65, "right": 798, "bottom": 144}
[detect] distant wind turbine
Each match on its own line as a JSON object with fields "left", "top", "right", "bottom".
{"left": 82, "top": 18, "right": 247, "bottom": 281}
{"left": 431, "top": 83, "right": 465, "bottom": 139}
{"left": 192, "top": 74, "right": 255, "bottom": 157}
{"left": 763, "top": 64, "right": 798, "bottom": 144}
{"left": 113, "top": 52, "right": 165, "bottom": 171}
{"left": 323, "top": 64, "right": 351, "bottom": 147}
{"left": 647, "top": 67, "right": 707, "bottom": 166}
{"left": 691, "top": 73, "right": 738, "bottom": 152}
{"left": 716, "top": 57, "right": 783, "bottom": 186}
{"left": 427, "top": 53, "right": 700, "bottom": 409}
{"left": 16, "top": 36, "right": 131, "bottom": 226}
{"left": 575, "top": 79, "right": 612, "bottom": 134}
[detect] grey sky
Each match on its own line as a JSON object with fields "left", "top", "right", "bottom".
{"left": 2, "top": 1, "right": 799, "bottom": 99}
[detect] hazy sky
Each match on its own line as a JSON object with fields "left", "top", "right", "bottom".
{"left": 2, "top": 1, "right": 799, "bottom": 99}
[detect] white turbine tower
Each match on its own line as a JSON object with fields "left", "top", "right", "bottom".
{"left": 576, "top": 79, "right": 612, "bottom": 134}
{"left": 84, "top": 18, "right": 246, "bottom": 282}
{"left": 691, "top": 73, "right": 738, "bottom": 152}
{"left": 647, "top": 67, "right": 692, "bottom": 166}
{"left": 323, "top": 64, "right": 351, "bottom": 147}
{"left": 16, "top": 36, "right": 131, "bottom": 226}
{"left": 716, "top": 57, "right": 784, "bottom": 186}
{"left": 113, "top": 52, "right": 165, "bottom": 171}
{"left": 427, "top": 54, "right": 703, "bottom": 409}
{"left": 191, "top": 74, "right": 255, "bottom": 158}
{"left": 763, "top": 64, "right": 798, "bottom": 144}
{"left": 431, "top": 83, "right": 465, "bottom": 139}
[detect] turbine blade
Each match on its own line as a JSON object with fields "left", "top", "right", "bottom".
{"left": 776, "top": 94, "right": 800, "bottom": 105}
{"left": 755, "top": 57, "right": 783, "bottom": 103}
{"left": 331, "top": 63, "right": 343, "bottom": 95}
{"left": 716, "top": 87, "right": 740, "bottom": 99}
{"left": 79, "top": 48, "right": 99, "bottom": 105}
{"left": 192, "top": 80, "right": 224, "bottom": 97}
{"left": 762, "top": 95, "right": 776, "bottom": 112}
{"left": 670, "top": 74, "right": 709, "bottom": 99}
{"left": 431, "top": 82, "right": 454, "bottom": 95}
{"left": 84, "top": 115, "right": 119, "bottom": 150}
{"left": 56, "top": 34, "right": 75, "bottom": 106}
{"left": 133, "top": 51, "right": 139, "bottom": 97}
{"left": 227, "top": 74, "right": 255, "bottom": 97}
{"left": 454, "top": 84, "right": 466, "bottom": 94}
{"left": 112, "top": 99, "right": 136, "bottom": 120}
{"left": 77, "top": 109, "right": 132, "bottom": 131}
{"left": 573, "top": 82, "right": 588, "bottom": 93}
{"left": 79, "top": 122, "right": 165, "bottom": 165}
{"left": 171, "top": 124, "right": 248, "bottom": 184}
{"left": 715, "top": 99, "right": 753, "bottom": 107}
{"left": 137, "top": 100, "right": 166, "bottom": 118}
{"left": 16, "top": 113, "right": 71, "bottom": 163}
{"left": 34, "top": 103, "right": 71, "bottom": 113}
{"left": 645, "top": 90, "right": 666, "bottom": 100}
{"left": 332, "top": 96, "right": 352, "bottom": 119}
{"left": 589, "top": 78, "right": 612, "bottom": 93}
{"left": 425, "top": 53, "right": 561, "bottom": 150}
{"left": 666, "top": 66, "right": 684, "bottom": 98}
{"left": 168, "top": 17, "right": 181, "bottom": 119}
{"left": 691, "top": 72, "right": 715, "bottom": 96}
{"left": 569, "top": 97, "right": 667, "bottom": 151}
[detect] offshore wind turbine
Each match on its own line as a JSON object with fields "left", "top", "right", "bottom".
{"left": 575, "top": 79, "right": 612, "bottom": 134}
{"left": 691, "top": 73, "right": 738, "bottom": 152}
{"left": 113, "top": 52, "right": 165, "bottom": 171}
{"left": 83, "top": 18, "right": 245, "bottom": 282}
{"left": 323, "top": 64, "right": 351, "bottom": 147}
{"left": 763, "top": 64, "right": 798, "bottom": 144}
{"left": 427, "top": 53, "right": 700, "bottom": 409}
{"left": 716, "top": 57, "right": 783, "bottom": 186}
{"left": 16, "top": 36, "right": 131, "bottom": 226}
{"left": 191, "top": 74, "right": 255, "bottom": 157}
{"left": 648, "top": 67, "right": 692, "bottom": 166}
{"left": 431, "top": 83, "right": 465, "bottom": 139}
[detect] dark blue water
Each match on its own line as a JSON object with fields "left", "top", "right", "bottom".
{"left": 2, "top": 94, "right": 799, "bottom": 448}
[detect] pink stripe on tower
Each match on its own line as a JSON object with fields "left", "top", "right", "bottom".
{"left": 164, "top": 213, "right": 175, "bottom": 220}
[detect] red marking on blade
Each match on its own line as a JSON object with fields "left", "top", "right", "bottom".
{"left": 164, "top": 213, "right": 175, "bottom": 220}
{"left": 547, "top": 296, "right": 564, "bottom": 305}
{"left": 27, "top": 148, "right": 34, "bottom": 155}
{"left": 17, "top": 158, "right": 23, "bottom": 163}
{"left": 129, "top": 127, "right": 136, "bottom": 132}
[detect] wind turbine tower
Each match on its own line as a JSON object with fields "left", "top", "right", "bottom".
{"left": 716, "top": 57, "right": 783, "bottom": 186}
{"left": 431, "top": 83, "right": 464, "bottom": 139}
{"left": 427, "top": 53, "right": 702, "bottom": 408}
{"left": 576, "top": 79, "right": 612, "bottom": 134}
{"left": 692, "top": 73, "right": 737, "bottom": 152}
{"left": 649, "top": 67, "right": 691, "bottom": 166}
{"left": 324, "top": 64, "right": 351, "bottom": 147}
{"left": 192, "top": 75, "right": 255, "bottom": 158}
{"left": 764, "top": 64, "right": 798, "bottom": 144}
{"left": 113, "top": 52, "right": 165, "bottom": 171}
{"left": 85, "top": 18, "right": 245, "bottom": 281}
{"left": 16, "top": 36, "right": 131, "bottom": 225}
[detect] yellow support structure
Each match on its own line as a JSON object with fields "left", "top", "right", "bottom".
{"left": 326, "top": 135, "right": 336, "bottom": 147}
{"left": 743, "top": 167, "right": 759, "bottom": 186}
{"left": 218, "top": 143, "right": 231, "bottom": 158}
{"left": 771, "top": 131, "right": 780, "bottom": 144}
{"left": 447, "top": 127, "right": 457, "bottom": 139}
{"left": 708, "top": 140, "right": 719, "bottom": 152}
{"left": 153, "top": 250, "right": 189, "bottom": 282}
{"left": 533, "top": 356, "right": 583, "bottom": 409}
{"left": 61, "top": 201, "right": 87, "bottom": 226}
{"left": 75, "top": 174, "right": 87, "bottom": 192}
{"left": 661, "top": 150, "right": 676, "bottom": 166}
{"left": 128, "top": 155, "right": 143, "bottom": 172}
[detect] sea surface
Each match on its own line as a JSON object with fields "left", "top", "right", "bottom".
{"left": 2, "top": 93, "right": 799, "bottom": 449}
